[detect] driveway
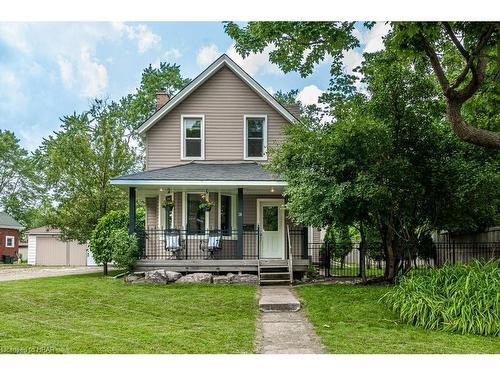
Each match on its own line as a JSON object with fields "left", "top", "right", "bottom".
{"left": 0, "top": 266, "right": 103, "bottom": 282}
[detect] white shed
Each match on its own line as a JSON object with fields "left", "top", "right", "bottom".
{"left": 27, "top": 227, "right": 93, "bottom": 266}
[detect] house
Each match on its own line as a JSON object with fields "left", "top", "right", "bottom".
{"left": 27, "top": 226, "right": 95, "bottom": 266}
{"left": 0, "top": 212, "right": 24, "bottom": 262}
{"left": 111, "top": 54, "right": 321, "bottom": 282}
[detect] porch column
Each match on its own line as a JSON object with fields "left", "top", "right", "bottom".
{"left": 128, "top": 187, "right": 136, "bottom": 235}
{"left": 237, "top": 187, "right": 244, "bottom": 259}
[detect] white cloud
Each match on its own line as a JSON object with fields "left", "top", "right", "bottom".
{"left": 57, "top": 47, "right": 108, "bottom": 97}
{"left": 226, "top": 43, "right": 282, "bottom": 76}
{"left": 112, "top": 22, "right": 161, "bottom": 53}
{"left": 265, "top": 86, "right": 275, "bottom": 95}
{"left": 362, "top": 22, "right": 392, "bottom": 53}
{"left": 197, "top": 44, "right": 220, "bottom": 66}
{"left": 0, "top": 67, "right": 26, "bottom": 114}
{"left": 297, "top": 85, "right": 324, "bottom": 106}
{"left": 164, "top": 48, "right": 182, "bottom": 60}
{"left": 0, "top": 23, "right": 30, "bottom": 53}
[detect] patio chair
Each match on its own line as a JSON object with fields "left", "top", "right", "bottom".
{"left": 164, "top": 229, "right": 185, "bottom": 259}
{"left": 199, "top": 230, "right": 223, "bottom": 259}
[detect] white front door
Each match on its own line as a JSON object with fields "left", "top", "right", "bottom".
{"left": 257, "top": 199, "right": 285, "bottom": 259}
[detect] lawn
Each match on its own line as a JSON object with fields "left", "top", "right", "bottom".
{"left": 296, "top": 284, "right": 500, "bottom": 354}
{"left": 0, "top": 273, "right": 258, "bottom": 354}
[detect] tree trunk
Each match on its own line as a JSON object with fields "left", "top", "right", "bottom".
{"left": 103, "top": 262, "right": 108, "bottom": 276}
{"left": 447, "top": 100, "right": 500, "bottom": 149}
{"left": 383, "top": 224, "right": 399, "bottom": 282}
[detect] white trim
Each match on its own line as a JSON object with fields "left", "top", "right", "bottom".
{"left": 137, "top": 55, "right": 297, "bottom": 135}
{"left": 111, "top": 180, "right": 287, "bottom": 187}
{"left": 5, "top": 235, "right": 15, "bottom": 248}
{"left": 256, "top": 198, "right": 286, "bottom": 259}
{"left": 181, "top": 114, "right": 205, "bottom": 160}
{"left": 243, "top": 114, "right": 268, "bottom": 161}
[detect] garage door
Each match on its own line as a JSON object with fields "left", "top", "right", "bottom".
{"left": 35, "top": 236, "right": 88, "bottom": 266}
{"left": 36, "top": 236, "right": 68, "bottom": 265}
{"left": 68, "top": 241, "right": 87, "bottom": 266}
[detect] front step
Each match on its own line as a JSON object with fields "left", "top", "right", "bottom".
{"left": 258, "top": 260, "right": 292, "bottom": 285}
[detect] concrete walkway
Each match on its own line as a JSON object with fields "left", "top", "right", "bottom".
{"left": 0, "top": 266, "right": 103, "bottom": 282}
{"left": 257, "top": 286, "right": 325, "bottom": 354}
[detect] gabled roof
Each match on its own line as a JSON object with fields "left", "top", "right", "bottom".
{"left": 137, "top": 54, "right": 298, "bottom": 135}
{"left": 0, "top": 212, "right": 23, "bottom": 230}
{"left": 111, "top": 161, "right": 286, "bottom": 186}
{"left": 27, "top": 226, "right": 61, "bottom": 235}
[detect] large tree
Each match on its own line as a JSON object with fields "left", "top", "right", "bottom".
{"left": 40, "top": 100, "right": 137, "bottom": 243}
{"left": 267, "top": 48, "right": 499, "bottom": 282}
{"left": 224, "top": 21, "right": 499, "bottom": 148}
{"left": 0, "top": 130, "right": 45, "bottom": 230}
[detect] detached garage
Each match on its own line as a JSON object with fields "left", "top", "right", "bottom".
{"left": 27, "top": 227, "right": 94, "bottom": 266}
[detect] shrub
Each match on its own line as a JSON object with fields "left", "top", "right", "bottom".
{"left": 110, "top": 229, "right": 139, "bottom": 272}
{"left": 90, "top": 208, "right": 144, "bottom": 274}
{"left": 382, "top": 260, "right": 500, "bottom": 336}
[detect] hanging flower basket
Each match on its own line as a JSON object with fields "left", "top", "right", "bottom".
{"left": 162, "top": 199, "right": 175, "bottom": 209}
{"left": 198, "top": 200, "right": 214, "bottom": 212}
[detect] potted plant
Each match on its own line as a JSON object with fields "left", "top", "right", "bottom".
{"left": 162, "top": 198, "right": 175, "bottom": 209}
{"left": 198, "top": 194, "right": 214, "bottom": 212}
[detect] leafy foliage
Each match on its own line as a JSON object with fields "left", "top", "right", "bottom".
{"left": 109, "top": 230, "right": 139, "bottom": 272}
{"left": 90, "top": 209, "right": 144, "bottom": 274}
{"left": 40, "top": 100, "right": 138, "bottom": 243}
{"left": 382, "top": 260, "right": 500, "bottom": 336}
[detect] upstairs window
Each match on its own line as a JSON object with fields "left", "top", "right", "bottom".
{"left": 182, "top": 115, "right": 204, "bottom": 159}
{"left": 244, "top": 115, "right": 267, "bottom": 160}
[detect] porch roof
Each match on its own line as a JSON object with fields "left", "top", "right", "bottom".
{"left": 110, "top": 161, "right": 286, "bottom": 187}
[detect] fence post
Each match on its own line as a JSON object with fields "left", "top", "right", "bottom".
{"left": 452, "top": 240, "right": 456, "bottom": 265}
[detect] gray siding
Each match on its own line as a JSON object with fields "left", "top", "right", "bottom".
{"left": 146, "top": 66, "right": 291, "bottom": 169}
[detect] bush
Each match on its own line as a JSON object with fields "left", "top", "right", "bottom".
{"left": 382, "top": 260, "right": 500, "bottom": 336}
{"left": 90, "top": 208, "right": 144, "bottom": 274}
{"left": 110, "top": 229, "right": 139, "bottom": 272}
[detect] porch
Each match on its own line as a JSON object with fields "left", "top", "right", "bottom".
{"left": 134, "top": 228, "right": 310, "bottom": 272}
{"left": 110, "top": 161, "right": 319, "bottom": 274}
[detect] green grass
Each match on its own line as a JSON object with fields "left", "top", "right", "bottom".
{"left": 0, "top": 273, "right": 258, "bottom": 353}
{"left": 296, "top": 284, "right": 500, "bottom": 354}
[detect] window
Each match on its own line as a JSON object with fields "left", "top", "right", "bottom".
{"left": 182, "top": 115, "right": 204, "bottom": 159}
{"left": 244, "top": 115, "right": 267, "bottom": 160}
{"left": 220, "top": 195, "right": 232, "bottom": 235}
{"left": 262, "top": 206, "right": 279, "bottom": 231}
{"left": 5, "top": 236, "right": 15, "bottom": 248}
{"left": 186, "top": 193, "right": 206, "bottom": 234}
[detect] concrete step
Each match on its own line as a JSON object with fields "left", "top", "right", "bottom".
{"left": 259, "top": 286, "right": 301, "bottom": 312}
{"left": 260, "top": 279, "right": 291, "bottom": 284}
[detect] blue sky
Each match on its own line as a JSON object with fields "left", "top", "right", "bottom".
{"left": 0, "top": 22, "right": 390, "bottom": 150}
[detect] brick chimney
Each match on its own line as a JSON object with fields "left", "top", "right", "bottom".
{"left": 156, "top": 89, "right": 170, "bottom": 111}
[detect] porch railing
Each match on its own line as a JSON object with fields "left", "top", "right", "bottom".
{"left": 136, "top": 228, "right": 261, "bottom": 260}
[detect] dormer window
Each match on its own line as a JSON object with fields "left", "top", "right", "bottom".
{"left": 244, "top": 115, "right": 267, "bottom": 160}
{"left": 181, "top": 115, "right": 205, "bottom": 160}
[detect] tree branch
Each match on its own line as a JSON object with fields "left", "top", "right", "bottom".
{"left": 442, "top": 22, "right": 470, "bottom": 60}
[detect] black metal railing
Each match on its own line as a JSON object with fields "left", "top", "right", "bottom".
{"left": 136, "top": 228, "right": 261, "bottom": 260}
{"left": 307, "top": 241, "right": 500, "bottom": 278}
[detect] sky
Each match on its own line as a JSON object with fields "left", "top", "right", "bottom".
{"left": 0, "top": 22, "right": 390, "bottom": 151}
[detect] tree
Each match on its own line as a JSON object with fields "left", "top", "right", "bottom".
{"left": 224, "top": 21, "right": 499, "bottom": 148}
{"left": 267, "top": 46, "right": 499, "bottom": 282}
{"left": 40, "top": 100, "right": 138, "bottom": 243}
{"left": 90, "top": 209, "right": 144, "bottom": 275}
{"left": 0, "top": 131, "right": 46, "bottom": 231}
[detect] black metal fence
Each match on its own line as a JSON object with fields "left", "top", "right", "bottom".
{"left": 307, "top": 241, "right": 500, "bottom": 278}
{"left": 137, "top": 228, "right": 260, "bottom": 260}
